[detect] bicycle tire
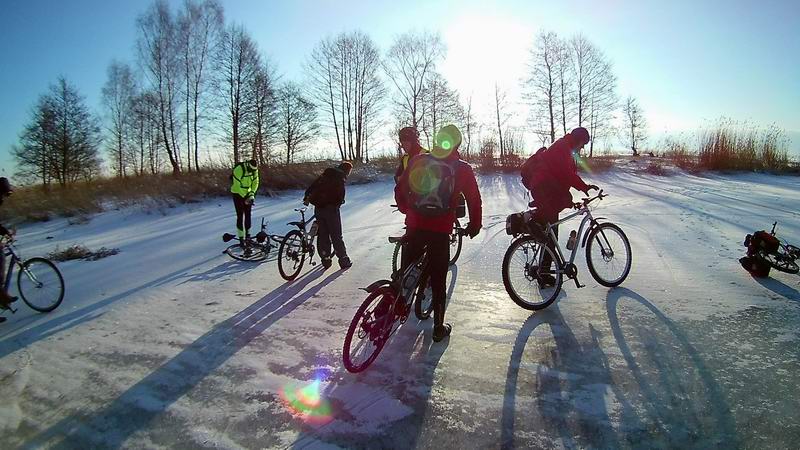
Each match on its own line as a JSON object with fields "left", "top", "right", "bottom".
{"left": 278, "top": 230, "right": 306, "bottom": 281}
{"left": 449, "top": 220, "right": 463, "bottom": 266}
{"left": 17, "top": 257, "right": 65, "bottom": 313}
{"left": 502, "top": 236, "right": 562, "bottom": 310}
{"left": 414, "top": 272, "right": 434, "bottom": 320}
{"left": 224, "top": 242, "right": 270, "bottom": 262}
{"left": 762, "top": 246, "right": 800, "bottom": 274}
{"left": 343, "top": 286, "right": 395, "bottom": 373}
{"left": 586, "top": 223, "right": 632, "bottom": 287}
{"left": 392, "top": 241, "right": 402, "bottom": 275}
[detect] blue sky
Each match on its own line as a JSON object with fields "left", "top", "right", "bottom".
{"left": 1, "top": 0, "right": 798, "bottom": 174}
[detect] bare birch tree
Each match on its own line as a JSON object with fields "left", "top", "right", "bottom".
{"left": 177, "top": 0, "right": 224, "bottom": 172}
{"left": 524, "top": 31, "right": 560, "bottom": 144}
{"left": 217, "top": 23, "right": 260, "bottom": 163}
{"left": 102, "top": 61, "right": 138, "bottom": 177}
{"left": 137, "top": 0, "right": 182, "bottom": 174}
{"left": 383, "top": 31, "right": 444, "bottom": 129}
{"left": 421, "top": 72, "right": 461, "bottom": 148}
{"left": 277, "top": 82, "right": 318, "bottom": 164}
{"left": 622, "top": 96, "right": 646, "bottom": 156}
{"left": 307, "top": 31, "right": 385, "bottom": 162}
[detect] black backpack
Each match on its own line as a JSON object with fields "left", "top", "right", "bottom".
{"left": 520, "top": 147, "right": 547, "bottom": 190}
{"left": 407, "top": 154, "right": 457, "bottom": 217}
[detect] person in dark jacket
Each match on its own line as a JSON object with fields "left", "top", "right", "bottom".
{"left": 528, "top": 127, "right": 598, "bottom": 286}
{"left": 0, "top": 177, "right": 18, "bottom": 321}
{"left": 395, "top": 125, "right": 482, "bottom": 342}
{"left": 394, "top": 126, "right": 428, "bottom": 183}
{"left": 304, "top": 162, "right": 353, "bottom": 270}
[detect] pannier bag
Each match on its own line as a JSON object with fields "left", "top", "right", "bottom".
{"left": 745, "top": 231, "right": 780, "bottom": 256}
{"left": 455, "top": 193, "right": 467, "bottom": 219}
{"left": 506, "top": 210, "right": 543, "bottom": 237}
{"left": 739, "top": 256, "right": 771, "bottom": 278}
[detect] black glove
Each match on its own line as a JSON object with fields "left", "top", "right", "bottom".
{"left": 0, "top": 225, "right": 7, "bottom": 236}
{"left": 465, "top": 223, "right": 481, "bottom": 239}
{"left": 582, "top": 184, "right": 599, "bottom": 195}
{"left": 244, "top": 196, "right": 254, "bottom": 206}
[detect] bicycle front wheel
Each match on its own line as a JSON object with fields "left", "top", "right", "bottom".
{"left": 501, "top": 236, "right": 562, "bottom": 310}
{"left": 449, "top": 220, "right": 463, "bottom": 266}
{"left": 343, "top": 286, "right": 396, "bottom": 373}
{"left": 586, "top": 223, "right": 632, "bottom": 287}
{"left": 17, "top": 257, "right": 65, "bottom": 312}
{"left": 224, "top": 242, "right": 269, "bottom": 262}
{"left": 278, "top": 230, "right": 306, "bottom": 281}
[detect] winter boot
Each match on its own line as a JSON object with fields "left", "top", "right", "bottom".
{"left": 339, "top": 256, "right": 352, "bottom": 270}
{"left": 432, "top": 301, "right": 451, "bottom": 343}
{"left": 537, "top": 273, "right": 556, "bottom": 288}
{"left": 322, "top": 256, "right": 333, "bottom": 269}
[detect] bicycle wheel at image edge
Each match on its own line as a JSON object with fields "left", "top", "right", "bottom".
{"left": 17, "top": 257, "right": 65, "bottom": 312}
{"left": 278, "top": 230, "right": 306, "bottom": 281}
{"left": 501, "top": 236, "right": 562, "bottom": 310}
{"left": 343, "top": 287, "right": 394, "bottom": 373}
{"left": 586, "top": 223, "right": 632, "bottom": 287}
{"left": 449, "top": 220, "right": 463, "bottom": 266}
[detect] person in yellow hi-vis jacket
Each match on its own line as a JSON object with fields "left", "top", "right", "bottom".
{"left": 230, "top": 159, "right": 260, "bottom": 248}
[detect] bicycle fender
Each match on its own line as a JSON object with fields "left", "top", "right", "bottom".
{"left": 362, "top": 279, "right": 392, "bottom": 293}
{"left": 580, "top": 217, "right": 607, "bottom": 248}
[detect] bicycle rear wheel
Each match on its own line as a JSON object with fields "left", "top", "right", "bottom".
{"left": 343, "top": 286, "right": 396, "bottom": 373}
{"left": 762, "top": 246, "right": 800, "bottom": 274}
{"left": 278, "top": 230, "right": 306, "bottom": 281}
{"left": 17, "top": 257, "right": 65, "bottom": 312}
{"left": 586, "top": 223, "right": 632, "bottom": 287}
{"left": 502, "top": 236, "right": 562, "bottom": 310}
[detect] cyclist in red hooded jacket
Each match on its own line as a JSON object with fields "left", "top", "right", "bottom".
{"left": 528, "top": 127, "right": 598, "bottom": 286}
{"left": 0, "top": 177, "right": 18, "bottom": 321}
{"left": 395, "top": 124, "right": 482, "bottom": 342}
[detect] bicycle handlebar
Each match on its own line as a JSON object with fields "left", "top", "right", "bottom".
{"left": 575, "top": 189, "right": 607, "bottom": 209}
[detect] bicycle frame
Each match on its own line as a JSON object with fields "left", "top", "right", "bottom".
{"left": 2, "top": 244, "right": 19, "bottom": 293}
{"left": 539, "top": 197, "right": 607, "bottom": 288}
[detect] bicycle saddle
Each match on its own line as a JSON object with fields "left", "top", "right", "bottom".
{"left": 388, "top": 236, "right": 404, "bottom": 244}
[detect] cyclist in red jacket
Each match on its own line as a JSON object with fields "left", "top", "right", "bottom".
{"left": 395, "top": 124, "right": 482, "bottom": 342}
{"left": 0, "top": 178, "right": 18, "bottom": 321}
{"left": 528, "top": 127, "right": 598, "bottom": 286}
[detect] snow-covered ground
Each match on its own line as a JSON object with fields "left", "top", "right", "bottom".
{"left": 1, "top": 169, "right": 799, "bottom": 449}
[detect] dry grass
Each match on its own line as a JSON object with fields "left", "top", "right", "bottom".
{"left": 1, "top": 160, "right": 394, "bottom": 226}
{"left": 697, "top": 121, "right": 791, "bottom": 171}
{"left": 48, "top": 245, "right": 120, "bottom": 262}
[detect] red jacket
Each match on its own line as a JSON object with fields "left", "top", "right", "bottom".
{"left": 530, "top": 134, "right": 590, "bottom": 213}
{"left": 395, "top": 153, "right": 482, "bottom": 234}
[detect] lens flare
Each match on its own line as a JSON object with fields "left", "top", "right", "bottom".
{"left": 574, "top": 152, "right": 591, "bottom": 173}
{"left": 281, "top": 377, "right": 333, "bottom": 425}
{"left": 408, "top": 164, "right": 441, "bottom": 195}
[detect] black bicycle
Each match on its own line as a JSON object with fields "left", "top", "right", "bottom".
{"left": 1, "top": 234, "right": 65, "bottom": 315}
{"left": 277, "top": 207, "right": 318, "bottom": 281}
{"left": 342, "top": 244, "right": 433, "bottom": 373}
{"left": 758, "top": 222, "right": 799, "bottom": 274}
{"left": 222, "top": 218, "right": 282, "bottom": 262}
{"left": 502, "top": 190, "right": 632, "bottom": 310}
{"left": 390, "top": 214, "right": 464, "bottom": 273}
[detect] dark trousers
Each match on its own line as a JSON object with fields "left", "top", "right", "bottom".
{"left": 315, "top": 205, "right": 348, "bottom": 260}
{"left": 532, "top": 207, "right": 559, "bottom": 269}
{"left": 232, "top": 194, "right": 252, "bottom": 238}
{"left": 401, "top": 229, "right": 450, "bottom": 327}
